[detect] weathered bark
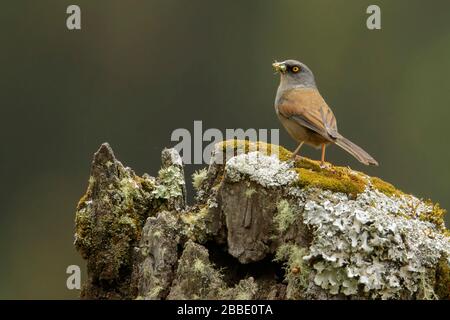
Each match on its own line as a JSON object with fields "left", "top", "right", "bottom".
{"left": 74, "top": 141, "right": 450, "bottom": 300}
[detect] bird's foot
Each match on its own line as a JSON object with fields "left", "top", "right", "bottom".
{"left": 320, "top": 162, "right": 332, "bottom": 169}
{"left": 291, "top": 155, "right": 303, "bottom": 165}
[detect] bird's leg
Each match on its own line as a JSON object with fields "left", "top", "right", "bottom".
{"left": 291, "top": 141, "right": 304, "bottom": 160}
{"left": 320, "top": 144, "right": 326, "bottom": 167}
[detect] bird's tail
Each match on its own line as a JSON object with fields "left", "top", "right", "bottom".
{"left": 334, "top": 135, "right": 378, "bottom": 166}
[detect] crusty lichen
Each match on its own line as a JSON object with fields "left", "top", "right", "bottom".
{"left": 291, "top": 157, "right": 366, "bottom": 196}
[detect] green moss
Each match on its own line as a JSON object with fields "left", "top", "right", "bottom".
{"left": 74, "top": 168, "right": 151, "bottom": 299}
{"left": 152, "top": 230, "right": 162, "bottom": 238}
{"left": 434, "top": 254, "right": 450, "bottom": 299}
{"left": 294, "top": 166, "right": 366, "bottom": 197}
{"left": 219, "top": 139, "right": 292, "bottom": 162}
{"left": 274, "top": 200, "right": 296, "bottom": 232}
{"left": 294, "top": 157, "right": 322, "bottom": 171}
{"left": 218, "top": 140, "right": 447, "bottom": 218}
{"left": 371, "top": 177, "right": 403, "bottom": 196}
{"left": 419, "top": 203, "right": 447, "bottom": 232}
{"left": 181, "top": 207, "right": 210, "bottom": 243}
{"left": 220, "top": 140, "right": 366, "bottom": 196}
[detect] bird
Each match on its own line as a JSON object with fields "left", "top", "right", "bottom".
{"left": 272, "top": 59, "right": 378, "bottom": 167}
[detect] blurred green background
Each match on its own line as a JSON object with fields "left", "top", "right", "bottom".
{"left": 1, "top": 0, "right": 449, "bottom": 299}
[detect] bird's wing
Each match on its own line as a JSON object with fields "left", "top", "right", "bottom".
{"left": 277, "top": 88, "right": 338, "bottom": 141}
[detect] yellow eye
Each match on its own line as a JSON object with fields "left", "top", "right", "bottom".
{"left": 292, "top": 66, "right": 300, "bottom": 73}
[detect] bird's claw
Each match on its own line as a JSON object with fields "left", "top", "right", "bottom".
{"left": 320, "top": 162, "right": 331, "bottom": 169}
{"left": 291, "top": 155, "right": 303, "bottom": 164}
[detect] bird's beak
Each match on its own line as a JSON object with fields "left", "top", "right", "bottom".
{"left": 272, "top": 61, "right": 287, "bottom": 74}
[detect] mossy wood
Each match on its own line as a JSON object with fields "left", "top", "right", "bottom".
{"left": 74, "top": 140, "right": 450, "bottom": 299}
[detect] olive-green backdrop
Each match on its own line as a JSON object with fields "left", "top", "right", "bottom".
{"left": 1, "top": 0, "right": 449, "bottom": 298}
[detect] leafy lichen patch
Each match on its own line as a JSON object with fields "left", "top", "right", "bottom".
{"left": 152, "top": 166, "right": 185, "bottom": 200}
{"left": 301, "top": 188, "right": 450, "bottom": 299}
{"left": 192, "top": 168, "right": 208, "bottom": 191}
{"left": 225, "top": 151, "right": 297, "bottom": 187}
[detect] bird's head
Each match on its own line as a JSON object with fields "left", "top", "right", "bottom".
{"left": 272, "top": 59, "right": 316, "bottom": 89}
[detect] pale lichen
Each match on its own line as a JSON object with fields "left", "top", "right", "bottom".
{"left": 192, "top": 168, "right": 208, "bottom": 191}
{"left": 300, "top": 188, "right": 450, "bottom": 299}
{"left": 274, "top": 200, "right": 296, "bottom": 232}
{"left": 225, "top": 151, "right": 296, "bottom": 187}
{"left": 228, "top": 278, "right": 258, "bottom": 300}
{"left": 152, "top": 166, "right": 185, "bottom": 199}
{"left": 275, "top": 244, "right": 310, "bottom": 299}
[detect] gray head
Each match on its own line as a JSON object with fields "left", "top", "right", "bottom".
{"left": 272, "top": 59, "right": 317, "bottom": 90}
